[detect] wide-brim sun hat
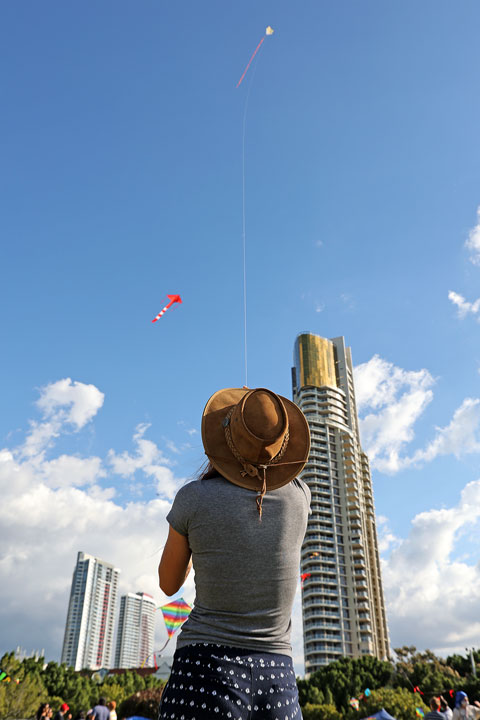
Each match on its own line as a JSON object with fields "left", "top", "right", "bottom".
{"left": 202, "top": 387, "right": 310, "bottom": 503}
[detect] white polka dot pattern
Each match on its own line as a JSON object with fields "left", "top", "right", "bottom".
{"left": 158, "top": 644, "right": 302, "bottom": 720}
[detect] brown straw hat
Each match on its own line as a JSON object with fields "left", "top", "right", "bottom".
{"left": 202, "top": 387, "right": 310, "bottom": 515}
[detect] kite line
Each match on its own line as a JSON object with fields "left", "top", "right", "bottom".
{"left": 237, "top": 27, "right": 274, "bottom": 386}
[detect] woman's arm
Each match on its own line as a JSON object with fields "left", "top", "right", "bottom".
{"left": 158, "top": 525, "right": 192, "bottom": 596}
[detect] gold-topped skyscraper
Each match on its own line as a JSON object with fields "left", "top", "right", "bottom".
{"left": 292, "top": 333, "right": 390, "bottom": 673}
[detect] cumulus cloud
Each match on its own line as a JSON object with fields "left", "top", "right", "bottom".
{"left": 36, "top": 378, "right": 105, "bottom": 429}
{"left": 376, "top": 516, "right": 400, "bottom": 554}
{"left": 354, "top": 355, "right": 435, "bottom": 473}
{"left": 409, "top": 398, "right": 480, "bottom": 464}
{"left": 448, "top": 290, "right": 480, "bottom": 319}
{"left": 0, "top": 380, "right": 186, "bottom": 662}
{"left": 355, "top": 356, "right": 480, "bottom": 473}
{"left": 382, "top": 480, "right": 480, "bottom": 654}
{"left": 20, "top": 378, "right": 105, "bottom": 461}
{"left": 465, "top": 206, "right": 480, "bottom": 265}
{"left": 108, "top": 423, "right": 180, "bottom": 500}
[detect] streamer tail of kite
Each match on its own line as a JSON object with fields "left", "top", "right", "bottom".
{"left": 152, "top": 294, "right": 182, "bottom": 323}
{"left": 236, "top": 26, "right": 274, "bottom": 88}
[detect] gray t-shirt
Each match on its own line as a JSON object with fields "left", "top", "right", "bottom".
{"left": 166, "top": 474, "right": 311, "bottom": 656}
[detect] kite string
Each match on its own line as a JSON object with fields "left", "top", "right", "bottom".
{"left": 241, "top": 47, "right": 263, "bottom": 388}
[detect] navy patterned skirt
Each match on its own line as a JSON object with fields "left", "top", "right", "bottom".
{"left": 158, "top": 643, "right": 302, "bottom": 720}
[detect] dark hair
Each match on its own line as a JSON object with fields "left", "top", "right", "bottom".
{"left": 37, "top": 704, "right": 48, "bottom": 720}
{"left": 430, "top": 697, "right": 441, "bottom": 711}
{"left": 98, "top": 699, "right": 106, "bottom": 706}
{"left": 195, "top": 460, "right": 218, "bottom": 482}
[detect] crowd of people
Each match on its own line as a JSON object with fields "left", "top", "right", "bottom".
{"left": 36, "top": 699, "right": 117, "bottom": 720}
{"left": 423, "top": 693, "right": 480, "bottom": 720}
{"left": 34, "top": 688, "right": 480, "bottom": 720}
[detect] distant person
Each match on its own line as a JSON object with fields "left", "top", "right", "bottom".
{"left": 452, "top": 692, "right": 480, "bottom": 720}
{"left": 157, "top": 387, "right": 311, "bottom": 720}
{"left": 36, "top": 703, "right": 50, "bottom": 720}
{"left": 107, "top": 702, "right": 117, "bottom": 720}
{"left": 425, "top": 697, "right": 446, "bottom": 720}
{"left": 53, "top": 703, "right": 69, "bottom": 720}
{"left": 91, "top": 699, "right": 110, "bottom": 720}
{"left": 440, "top": 695, "right": 453, "bottom": 720}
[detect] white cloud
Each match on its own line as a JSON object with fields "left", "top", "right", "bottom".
{"left": 355, "top": 356, "right": 480, "bottom": 473}
{"left": 465, "top": 206, "right": 480, "bottom": 265}
{"left": 376, "top": 516, "right": 400, "bottom": 554}
{"left": 382, "top": 480, "right": 480, "bottom": 654}
{"left": 108, "top": 423, "right": 180, "bottom": 500}
{"left": 409, "top": 398, "right": 480, "bottom": 464}
{"left": 448, "top": 290, "right": 480, "bottom": 319}
{"left": 36, "top": 378, "right": 105, "bottom": 429}
{"left": 20, "top": 378, "right": 104, "bottom": 460}
{"left": 40, "top": 454, "right": 106, "bottom": 489}
{"left": 315, "top": 303, "right": 325, "bottom": 313}
{"left": 0, "top": 380, "right": 186, "bottom": 662}
{"left": 355, "top": 355, "right": 435, "bottom": 473}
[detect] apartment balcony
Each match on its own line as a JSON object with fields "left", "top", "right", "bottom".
{"left": 358, "top": 613, "right": 371, "bottom": 629}
{"left": 305, "top": 634, "right": 343, "bottom": 643}
{"left": 352, "top": 547, "right": 365, "bottom": 558}
{"left": 303, "top": 589, "right": 339, "bottom": 602}
{"left": 359, "top": 623, "right": 372, "bottom": 633}
{"left": 304, "top": 610, "right": 341, "bottom": 620}
{"left": 357, "top": 601, "right": 370, "bottom": 611}
{"left": 303, "top": 598, "right": 340, "bottom": 608}
{"left": 309, "top": 577, "right": 338, "bottom": 587}
{"left": 354, "top": 560, "right": 367, "bottom": 570}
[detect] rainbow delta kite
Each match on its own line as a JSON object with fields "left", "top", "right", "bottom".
{"left": 141, "top": 598, "right": 192, "bottom": 667}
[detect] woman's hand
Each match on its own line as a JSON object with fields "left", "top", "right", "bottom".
{"left": 158, "top": 525, "right": 192, "bottom": 596}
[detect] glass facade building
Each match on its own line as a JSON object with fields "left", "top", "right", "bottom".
{"left": 61, "top": 552, "right": 120, "bottom": 671}
{"left": 114, "top": 591, "right": 156, "bottom": 668}
{"left": 292, "top": 333, "right": 390, "bottom": 673}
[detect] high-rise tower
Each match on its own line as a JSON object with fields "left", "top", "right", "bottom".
{"left": 114, "top": 592, "right": 156, "bottom": 668}
{"left": 292, "top": 333, "right": 389, "bottom": 674}
{"left": 61, "top": 552, "right": 120, "bottom": 671}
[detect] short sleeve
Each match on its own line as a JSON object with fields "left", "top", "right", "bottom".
{"left": 166, "top": 481, "right": 197, "bottom": 536}
{"left": 294, "top": 477, "right": 312, "bottom": 515}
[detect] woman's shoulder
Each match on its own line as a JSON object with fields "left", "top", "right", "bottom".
{"left": 174, "top": 474, "right": 226, "bottom": 500}
{"left": 292, "top": 476, "right": 311, "bottom": 499}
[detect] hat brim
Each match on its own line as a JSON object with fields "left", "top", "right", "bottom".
{"left": 202, "top": 388, "right": 310, "bottom": 491}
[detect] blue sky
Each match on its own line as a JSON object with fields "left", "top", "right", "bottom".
{"left": 2, "top": 1, "right": 480, "bottom": 673}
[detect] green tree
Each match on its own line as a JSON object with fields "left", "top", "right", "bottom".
{"left": 302, "top": 703, "right": 342, "bottom": 720}
{"left": 0, "top": 653, "right": 47, "bottom": 720}
{"left": 297, "top": 655, "right": 394, "bottom": 711}
{"left": 356, "top": 687, "right": 428, "bottom": 720}
{"left": 118, "top": 688, "right": 165, "bottom": 720}
{"left": 393, "top": 646, "right": 461, "bottom": 697}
